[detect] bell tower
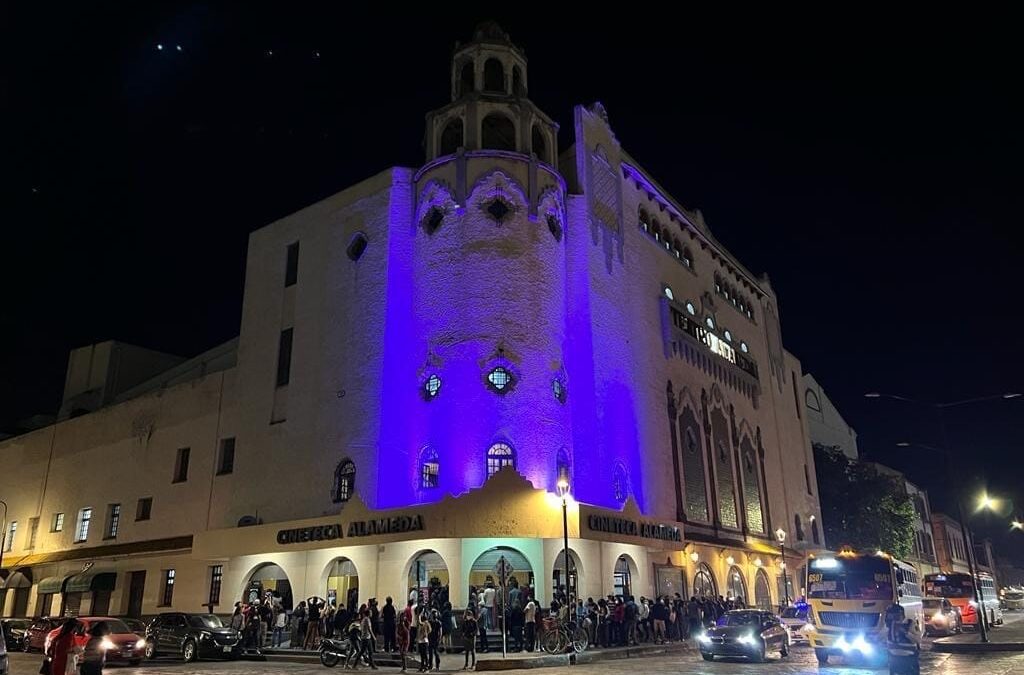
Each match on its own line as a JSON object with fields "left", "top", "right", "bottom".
{"left": 425, "top": 22, "right": 558, "bottom": 167}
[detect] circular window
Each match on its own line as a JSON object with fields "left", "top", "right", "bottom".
{"left": 487, "top": 366, "right": 513, "bottom": 392}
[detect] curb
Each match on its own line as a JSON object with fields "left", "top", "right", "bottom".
{"left": 475, "top": 644, "right": 690, "bottom": 671}
{"left": 931, "top": 640, "right": 1024, "bottom": 653}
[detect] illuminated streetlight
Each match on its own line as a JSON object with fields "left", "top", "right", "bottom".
{"left": 775, "top": 528, "right": 789, "bottom": 607}
{"left": 556, "top": 469, "right": 571, "bottom": 622}
{"left": 1011, "top": 520, "right": 1023, "bottom": 531}
{"left": 978, "top": 494, "right": 998, "bottom": 512}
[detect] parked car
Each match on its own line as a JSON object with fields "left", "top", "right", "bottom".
{"left": 0, "top": 620, "right": 31, "bottom": 652}
{"left": 778, "top": 605, "right": 811, "bottom": 644}
{"left": 0, "top": 624, "right": 9, "bottom": 675}
{"left": 45, "top": 617, "right": 145, "bottom": 665}
{"left": 119, "top": 618, "right": 148, "bottom": 636}
{"left": 22, "top": 618, "right": 61, "bottom": 653}
{"left": 144, "top": 612, "right": 241, "bottom": 662}
{"left": 923, "top": 597, "right": 962, "bottom": 636}
{"left": 698, "top": 609, "right": 790, "bottom": 662}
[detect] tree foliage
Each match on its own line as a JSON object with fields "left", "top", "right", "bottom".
{"left": 813, "top": 445, "right": 917, "bottom": 558}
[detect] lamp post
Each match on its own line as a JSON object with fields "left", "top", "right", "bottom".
{"left": 556, "top": 472, "right": 571, "bottom": 611}
{"left": 775, "top": 527, "right": 788, "bottom": 608}
{"left": 865, "top": 391, "right": 1021, "bottom": 643}
{"left": 0, "top": 499, "right": 8, "bottom": 577}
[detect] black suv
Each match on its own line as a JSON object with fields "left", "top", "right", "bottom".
{"left": 144, "top": 612, "right": 241, "bottom": 662}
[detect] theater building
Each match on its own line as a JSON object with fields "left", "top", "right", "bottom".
{"left": 0, "top": 23, "right": 823, "bottom": 619}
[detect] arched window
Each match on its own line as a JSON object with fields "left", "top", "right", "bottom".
{"left": 795, "top": 514, "right": 805, "bottom": 541}
{"left": 811, "top": 518, "right": 821, "bottom": 545}
{"left": 693, "top": 563, "right": 717, "bottom": 598}
{"left": 672, "top": 237, "right": 682, "bottom": 258}
{"left": 556, "top": 448, "right": 570, "bottom": 484}
{"left": 481, "top": 113, "right": 516, "bottom": 151}
{"left": 546, "top": 214, "right": 562, "bottom": 242}
{"left": 439, "top": 117, "right": 464, "bottom": 156}
{"left": 459, "top": 61, "right": 475, "bottom": 95}
{"left": 723, "top": 329, "right": 732, "bottom": 342}
{"left": 612, "top": 463, "right": 629, "bottom": 503}
{"left": 727, "top": 566, "right": 747, "bottom": 603}
{"left": 420, "top": 448, "right": 439, "bottom": 489}
{"left": 805, "top": 389, "right": 821, "bottom": 412}
{"left": 682, "top": 247, "right": 693, "bottom": 269}
{"left": 423, "top": 374, "right": 442, "bottom": 399}
{"left": 740, "top": 341, "right": 749, "bottom": 353}
{"left": 686, "top": 301, "right": 696, "bottom": 315}
{"left": 487, "top": 443, "right": 515, "bottom": 477}
{"left": 483, "top": 58, "right": 505, "bottom": 92}
{"left": 714, "top": 275, "right": 723, "bottom": 294}
{"left": 552, "top": 378, "right": 566, "bottom": 404}
{"left": 705, "top": 316, "right": 715, "bottom": 330}
{"left": 664, "top": 286, "right": 675, "bottom": 301}
{"left": 512, "top": 65, "right": 524, "bottom": 95}
{"left": 652, "top": 220, "right": 661, "bottom": 242}
{"left": 639, "top": 208, "right": 650, "bottom": 233}
{"left": 531, "top": 124, "right": 548, "bottom": 163}
{"left": 754, "top": 569, "right": 772, "bottom": 610}
{"left": 333, "top": 460, "right": 356, "bottom": 503}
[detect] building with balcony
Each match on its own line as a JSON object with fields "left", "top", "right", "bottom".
{"left": 0, "top": 23, "right": 822, "bottom": 620}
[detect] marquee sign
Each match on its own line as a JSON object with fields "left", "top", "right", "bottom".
{"left": 585, "top": 514, "right": 682, "bottom": 542}
{"left": 277, "top": 515, "right": 425, "bottom": 545}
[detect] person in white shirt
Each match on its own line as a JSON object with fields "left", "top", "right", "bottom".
{"left": 523, "top": 600, "right": 537, "bottom": 652}
{"left": 482, "top": 586, "right": 496, "bottom": 629}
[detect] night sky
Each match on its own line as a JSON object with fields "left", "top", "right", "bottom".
{"left": 4, "top": 8, "right": 1022, "bottom": 559}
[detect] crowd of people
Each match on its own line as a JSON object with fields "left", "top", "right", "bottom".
{"left": 226, "top": 583, "right": 758, "bottom": 666}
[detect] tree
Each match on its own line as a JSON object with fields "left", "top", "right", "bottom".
{"left": 813, "top": 445, "right": 916, "bottom": 558}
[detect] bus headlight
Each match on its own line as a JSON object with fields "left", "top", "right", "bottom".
{"left": 851, "top": 635, "right": 873, "bottom": 655}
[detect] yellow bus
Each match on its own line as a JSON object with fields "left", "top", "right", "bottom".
{"left": 804, "top": 551, "right": 922, "bottom": 665}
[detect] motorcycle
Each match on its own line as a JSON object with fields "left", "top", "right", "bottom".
{"left": 319, "top": 637, "right": 351, "bottom": 668}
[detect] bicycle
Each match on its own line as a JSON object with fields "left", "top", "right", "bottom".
{"left": 539, "top": 618, "right": 588, "bottom": 654}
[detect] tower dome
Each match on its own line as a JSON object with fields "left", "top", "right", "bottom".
{"left": 424, "top": 23, "right": 558, "bottom": 166}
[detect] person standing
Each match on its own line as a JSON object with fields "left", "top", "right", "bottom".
{"left": 405, "top": 599, "right": 418, "bottom": 652}
{"left": 272, "top": 608, "right": 287, "bottom": 648}
{"left": 396, "top": 613, "right": 411, "bottom": 673}
{"left": 345, "top": 616, "right": 363, "bottom": 669}
{"left": 416, "top": 614, "right": 432, "bottom": 673}
{"left": 305, "top": 597, "right": 322, "bottom": 649}
{"left": 382, "top": 596, "right": 397, "bottom": 654}
{"left": 523, "top": 599, "right": 537, "bottom": 652}
{"left": 230, "top": 602, "right": 244, "bottom": 631}
{"left": 482, "top": 584, "right": 496, "bottom": 630}
{"left": 78, "top": 622, "right": 108, "bottom": 675}
{"left": 360, "top": 609, "right": 378, "bottom": 669}
{"left": 259, "top": 599, "right": 273, "bottom": 647}
{"left": 292, "top": 601, "right": 307, "bottom": 649}
{"left": 428, "top": 610, "right": 443, "bottom": 671}
{"left": 461, "top": 609, "right": 478, "bottom": 670}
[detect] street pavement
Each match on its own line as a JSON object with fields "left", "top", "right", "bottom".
{"left": 9, "top": 646, "right": 1024, "bottom": 675}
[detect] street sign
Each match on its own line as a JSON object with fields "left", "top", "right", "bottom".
{"left": 493, "top": 556, "right": 514, "bottom": 580}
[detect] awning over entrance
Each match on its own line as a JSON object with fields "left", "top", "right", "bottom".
{"left": 37, "top": 576, "right": 68, "bottom": 594}
{"left": 65, "top": 571, "right": 116, "bottom": 593}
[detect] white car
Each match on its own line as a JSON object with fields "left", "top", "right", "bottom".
{"left": 778, "top": 606, "right": 812, "bottom": 644}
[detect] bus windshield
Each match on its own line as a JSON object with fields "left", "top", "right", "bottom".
{"left": 924, "top": 574, "right": 973, "bottom": 599}
{"left": 1005, "top": 591, "right": 1024, "bottom": 600}
{"left": 807, "top": 557, "right": 893, "bottom": 601}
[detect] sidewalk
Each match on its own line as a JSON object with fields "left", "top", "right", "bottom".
{"left": 264, "top": 641, "right": 692, "bottom": 670}
{"left": 932, "top": 612, "right": 1024, "bottom": 653}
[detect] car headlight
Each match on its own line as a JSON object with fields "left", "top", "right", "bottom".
{"left": 697, "top": 633, "right": 711, "bottom": 644}
{"left": 737, "top": 633, "right": 757, "bottom": 645}
{"left": 851, "top": 634, "right": 873, "bottom": 655}
{"left": 136, "top": 639, "right": 146, "bottom": 648}
{"left": 100, "top": 638, "right": 116, "bottom": 651}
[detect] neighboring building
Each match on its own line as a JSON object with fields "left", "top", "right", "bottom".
{"left": 0, "top": 24, "right": 823, "bottom": 620}
{"left": 865, "top": 463, "right": 939, "bottom": 574}
{"left": 996, "top": 557, "right": 1024, "bottom": 588}
{"left": 932, "top": 512, "right": 972, "bottom": 575}
{"left": 802, "top": 373, "right": 859, "bottom": 460}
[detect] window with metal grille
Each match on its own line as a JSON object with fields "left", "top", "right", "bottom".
{"left": 421, "top": 449, "right": 440, "bottom": 489}
{"left": 333, "top": 460, "right": 356, "bottom": 503}
{"left": 4, "top": 521, "right": 16, "bottom": 551}
{"left": 75, "top": 508, "right": 92, "bottom": 543}
{"left": 161, "top": 569, "right": 175, "bottom": 606}
{"left": 487, "top": 366, "right": 513, "bottom": 392}
{"left": 136, "top": 497, "right": 152, "bottom": 521}
{"left": 105, "top": 504, "right": 121, "bottom": 539}
{"left": 52, "top": 512, "right": 64, "bottom": 532}
{"left": 209, "top": 565, "right": 223, "bottom": 606}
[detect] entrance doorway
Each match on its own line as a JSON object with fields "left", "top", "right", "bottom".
{"left": 246, "top": 563, "right": 293, "bottom": 610}
{"left": 468, "top": 547, "right": 534, "bottom": 630}
{"left": 552, "top": 550, "right": 581, "bottom": 602}
{"left": 613, "top": 555, "right": 636, "bottom": 598}
{"left": 407, "top": 551, "right": 449, "bottom": 610}
{"left": 325, "top": 558, "right": 359, "bottom": 613}
{"left": 693, "top": 563, "right": 717, "bottom": 599}
{"left": 127, "top": 571, "right": 146, "bottom": 618}
{"left": 5, "top": 570, "right": 32, "bottom": 617}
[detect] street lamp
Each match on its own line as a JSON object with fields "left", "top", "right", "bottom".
{"left": 0, "top": 499, "right": 8, "bottom": 578}
{"left": 867, "top": 391, "right": 1022, "bottom": 644}
{"left": 1011, "top": 520, "right": 1023, "bottom": 531}
{"left": 556, "top": 471, "right": 571, "bottom": 611}
{"left": 775, "top": 527, "right": 789, "bottom": 607}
